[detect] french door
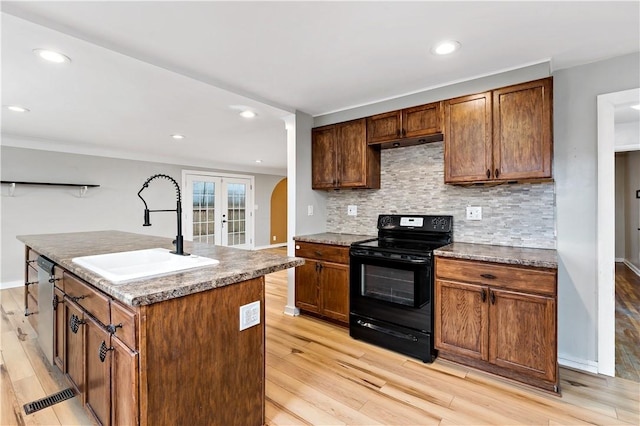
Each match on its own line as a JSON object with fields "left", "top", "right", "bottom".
{"left": 183, "top": 172, "right": 253, "bottom": 248}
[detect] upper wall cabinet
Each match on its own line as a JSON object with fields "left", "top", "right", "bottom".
{"left": 367, "top": 102, "right": 444, "bottom": 148}
{"left": 312, "top": 118, "right": 380, "bottom": 190}
{"left": 444, "top": 78, "right": 553, "bottom": 184}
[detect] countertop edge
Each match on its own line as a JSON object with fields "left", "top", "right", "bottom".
{"left": 434, "top": 244, "right": 558, "bottom": 270}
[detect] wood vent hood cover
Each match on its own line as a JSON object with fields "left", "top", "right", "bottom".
{"left": 372, "top": 132, "right": 444, "bottom": 149}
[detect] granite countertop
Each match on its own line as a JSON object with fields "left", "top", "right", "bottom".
{"left": 434, "top": 242, "right": 558, "bottom": 269}
{"left": 293, "top": 232, "right": 375, "bottom": 247}
{"left": 18, "top": 231, "right": 304, "bottom": 307}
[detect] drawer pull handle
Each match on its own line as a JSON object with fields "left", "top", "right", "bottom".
{"left": 99, "top": 341, "right": 114, "bottom": 362}
{"left": 69, "top": 314, "right": 86, "bottom": 334}
{"left": 106, "top": 323, "right": 123, "bottom": 334}
{"left": 314, "top": 250, "right": 323, "bottom": 256}
{"left": 481, "top": 289, "right": 487, "bottom": 303}
{"left": 490, "top": 291, "right": 496, "bottom": 305}
{"left": 48, "top": 277, "right": 61, "bottom": 284}
{"left": 486, "top": 169, "right": 491, "bottom": 179}
{"left": 480, "top": 273, "right": 496, "bottom": 280}
{"left": 68, "top": 294, "right": 86, "bottom": 303}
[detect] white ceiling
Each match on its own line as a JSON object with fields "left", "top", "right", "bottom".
{"left": 2, "top": 2, "right": 639, "bottom": 175}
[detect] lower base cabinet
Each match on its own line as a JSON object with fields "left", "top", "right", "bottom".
{"left": 46, "top": 261, "right": 264, "bottom": 425}
{"left": 295, "top": 242, "right": 350, "bottom": 324}
{"left": 434, "top": 256, "right": 558, "bottom": 393}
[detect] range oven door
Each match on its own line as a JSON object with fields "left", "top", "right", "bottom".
{"left": 349, "top": 249, "right": 433, "bottom": 332}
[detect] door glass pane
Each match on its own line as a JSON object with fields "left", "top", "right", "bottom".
{"left": 192, "top": 181, "right": 215, "bottom": 244}
{"left": 361, "top": 265, "right": 415, "bottom": 306}
{"left": 226, "top": 183, "right": 246, "bottom": 247}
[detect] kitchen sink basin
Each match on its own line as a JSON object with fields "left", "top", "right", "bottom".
{"left": 72, "top": 248, "right": 219, "bottom": 283}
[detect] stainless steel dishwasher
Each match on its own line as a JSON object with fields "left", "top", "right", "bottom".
{"left": 36, "top": 255, "right": 55, "bottom": 365}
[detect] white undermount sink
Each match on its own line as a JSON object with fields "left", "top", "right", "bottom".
{"left": 72, "top": 248, "right": 219, "bottom": 283}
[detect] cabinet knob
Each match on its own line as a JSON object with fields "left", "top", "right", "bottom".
{"left": 68, "top": 294, "right": 86, "bottom": 303}
{"left": 490, "top": 291, "right": 496, "bottom": 305}
{"left": 106, "top": 323, "right": 123, "bottom": 334}
{"left": 481, "top": 289, "right": 487, "bottom": 303}
{"left": 99, "top": 340, "right": 114, "bottom": 363}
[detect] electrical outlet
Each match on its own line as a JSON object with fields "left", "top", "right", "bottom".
{"left": 307, "top": 205, "right": 314, "bottom": 216}
{"left": 239, "top": 301, "right": 260, "bottom": 331}
{"left": 466, "top": 206, "right": 482, "bottom": 221}
{"left": 347, "top": 205, "right": 357, "bottom": 216}
{"left": 272, "top": 236, "right": 276, "bottom": 241}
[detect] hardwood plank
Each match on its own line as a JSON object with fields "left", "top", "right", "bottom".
{"left": 615, "top": 262, "right": 640, "bottom": 382}
{"left": 265, "top": 379, "right": 345, "bottom": 425}
{"left": 0, "top": 362, "right": 22, "bottom": 426}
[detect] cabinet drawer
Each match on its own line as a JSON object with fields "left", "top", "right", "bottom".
{"left": 435, "top": 257, "right": 556, "bottom": 296}
{"left": 27, "top": 248, "right": 40, "bottom": 262}
{"left": 27, "top": 263, "right": 38, "bottom": 285}
{"left": 111, "top": 300, "right": 137, "bottom": 350}
{"left": 295, "top": 242, "right": 349, "bottom": 264}
{"left": 64, "top": 272, "right": 110, "bottom": 325}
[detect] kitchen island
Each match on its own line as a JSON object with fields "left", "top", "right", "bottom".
{"left": 18, "top": 230, "right": 303, "bottom": 426}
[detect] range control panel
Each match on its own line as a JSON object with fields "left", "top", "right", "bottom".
{"left": 377, "top": 215, "right": 453, "bottom": 232}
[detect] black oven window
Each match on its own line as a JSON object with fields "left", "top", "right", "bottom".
{"left": 361, "top": 264, "right": 415, "bottom": 306}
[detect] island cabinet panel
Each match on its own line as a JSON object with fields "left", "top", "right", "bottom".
{"left": 64, "top": 299, "right": 86, "bottom": 399}
{"left": 25, "top": 247, "right": 40, "bottom": 329}
{"left": 434, "top": 256, "right": 558, "bottom": 393}
{"left": 312, "top": 118, "right": 380, "bottom": 190}
{"left": 53, "top": 287, "right": 65, "bottom": 370}
{"left": 85, "top": 315, "right": 111, "bottom": 426}
{"left": 295, "top": 242, "right": 350, "bottom": 325}
{"left": 138, "top": 277, "right": 265, "bottom": 426}
{"left": 111, "top": 336, "right": 139, "bottom": 426}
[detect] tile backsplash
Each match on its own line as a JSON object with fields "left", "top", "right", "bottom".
{"left": 326, "top": 142, "right": 556, "bottom": 249}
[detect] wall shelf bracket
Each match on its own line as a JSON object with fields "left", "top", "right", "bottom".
{"left": 1, "top": 181, "right": 100, "bottom": 197}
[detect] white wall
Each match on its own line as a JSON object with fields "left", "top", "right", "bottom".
{"left": 1, "top": 146, "right": 285, "bottom": 287}
{"left": 554, "top": 52, "right": 639, "bottom": 369}
{"left": 615, "top": 154, "right": 627, "bottom": 259}
{"left": 625, "top": 151, "right": 640, "bottom": 270}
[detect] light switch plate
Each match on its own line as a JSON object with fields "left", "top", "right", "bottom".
{"left": 347, "top": 205, "right": 357, "bottom": 216}
{"left": 239, "top": 301, "right": 260, "bottom": 331}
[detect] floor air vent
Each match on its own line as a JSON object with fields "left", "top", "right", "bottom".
{"left": 23, "top": 387, "right": 76, "bottom": 415}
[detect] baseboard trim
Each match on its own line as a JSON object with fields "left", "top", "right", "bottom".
{"left": 283, "top": 305, "right": 299, "bottom": 317}
{"left": 254, "top": 243, "right": 288, "bottom": 250}
{"left": 1, "top": 280, "right": 23, "bottom": 290}
{"left": 623, "top": 259, "right": 640, "bottom": 277}
{"left": 615, "top": 257, "right": 625, "bottom": 263}
{"left": 558, "top": 354, "right": 599, "bottom": 374}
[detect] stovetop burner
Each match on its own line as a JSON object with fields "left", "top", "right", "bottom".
{"left": 351, "top": 214, "right": 453, "bottom": 255}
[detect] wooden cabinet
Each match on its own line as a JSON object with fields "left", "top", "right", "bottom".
{"left": 312, "top": 118, "right": 380, "bottom": 190}
{"left": 367, "top": 102, "right": 443, "bottom": 148}
{"left": 64, "top": 299, "right": 85, "bottom": 397}
{"left": 24, "top": 247, "right": 39, "bottom": 329}
{"left": 434, "top": 256, "right": 558, "bottom": 392}
{"left": 295, "top": 242, "right": 350, "bottom": 324}
{"left": 444, "top": 77, "right": 552, "bottom": 184}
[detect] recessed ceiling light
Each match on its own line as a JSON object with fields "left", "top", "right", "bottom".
{"left": 171, "top": 134, "right": 185, "bottom": 140}
{"left": 255, "top": 160, "right": 263, "bottom": 163}
{"left": 431, "top": 40, "right": 461, "bottom": 55}
{"left": 240, "top": 110, "right": 257, "bottom": 119}
{"left": 33, "top": 48, "right": 71, "bottom": 64}
{"left": 631, "top": 104, "right": 640, "bottom": 110}
{"left": 7, "top": 105, "right": 30, "bottom": 113}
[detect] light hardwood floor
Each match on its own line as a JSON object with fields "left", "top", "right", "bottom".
{"left": 615, "top": 262, "right": 640, "bottom": 382}
{"left": 2, "top": 268, "right": 639, "bottom": 425}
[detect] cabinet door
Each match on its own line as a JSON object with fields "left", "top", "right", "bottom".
{"left": 492, "top": 78, "right": 552, "bottom": 181}
{"left": 86, "top": 315, "right": 111, "bottom": 426}
{"left": 367, "top": 111, "right": 401, "bottom": 143}
{"left": 53, "top": 288, "right": 65, "bottom": 370}
{"left": 403, "top": 102, "right": 442, "bottom": 138}
{"left": 434, "top": 279, "right": 488, "bottom": 360}
{"left": 489, "top": 288, "right": 557, "bottom": 382}
{"left": 318, "top": 262, "right": 349, "bottom": 323}
{"left": 311, "top": 125, "right": 337, "bottom": 189}
{"left": 295, "top": 260, "right": 319, "bottom": 313}
{"left": 444, "top": 92, "right": 493, "bottom": 183}
{"left": 337, "top": 119, "right": 370, "bottom": 188}
{"left": 64, "top": 300, "right": 85, "bottom": 397}
{"left": 111, "top": 336, "right": 139, "bottom": 426}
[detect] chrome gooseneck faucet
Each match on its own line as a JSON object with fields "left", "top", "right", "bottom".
{"left": 137, "top": 174, "right": 188, "bottom": 256}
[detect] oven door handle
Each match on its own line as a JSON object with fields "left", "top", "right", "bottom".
{"left": 350, "top": 251, "right": 430, "bottom": 265}
{"left": 356, "top": 320, "right": 418, "bottom": 342}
